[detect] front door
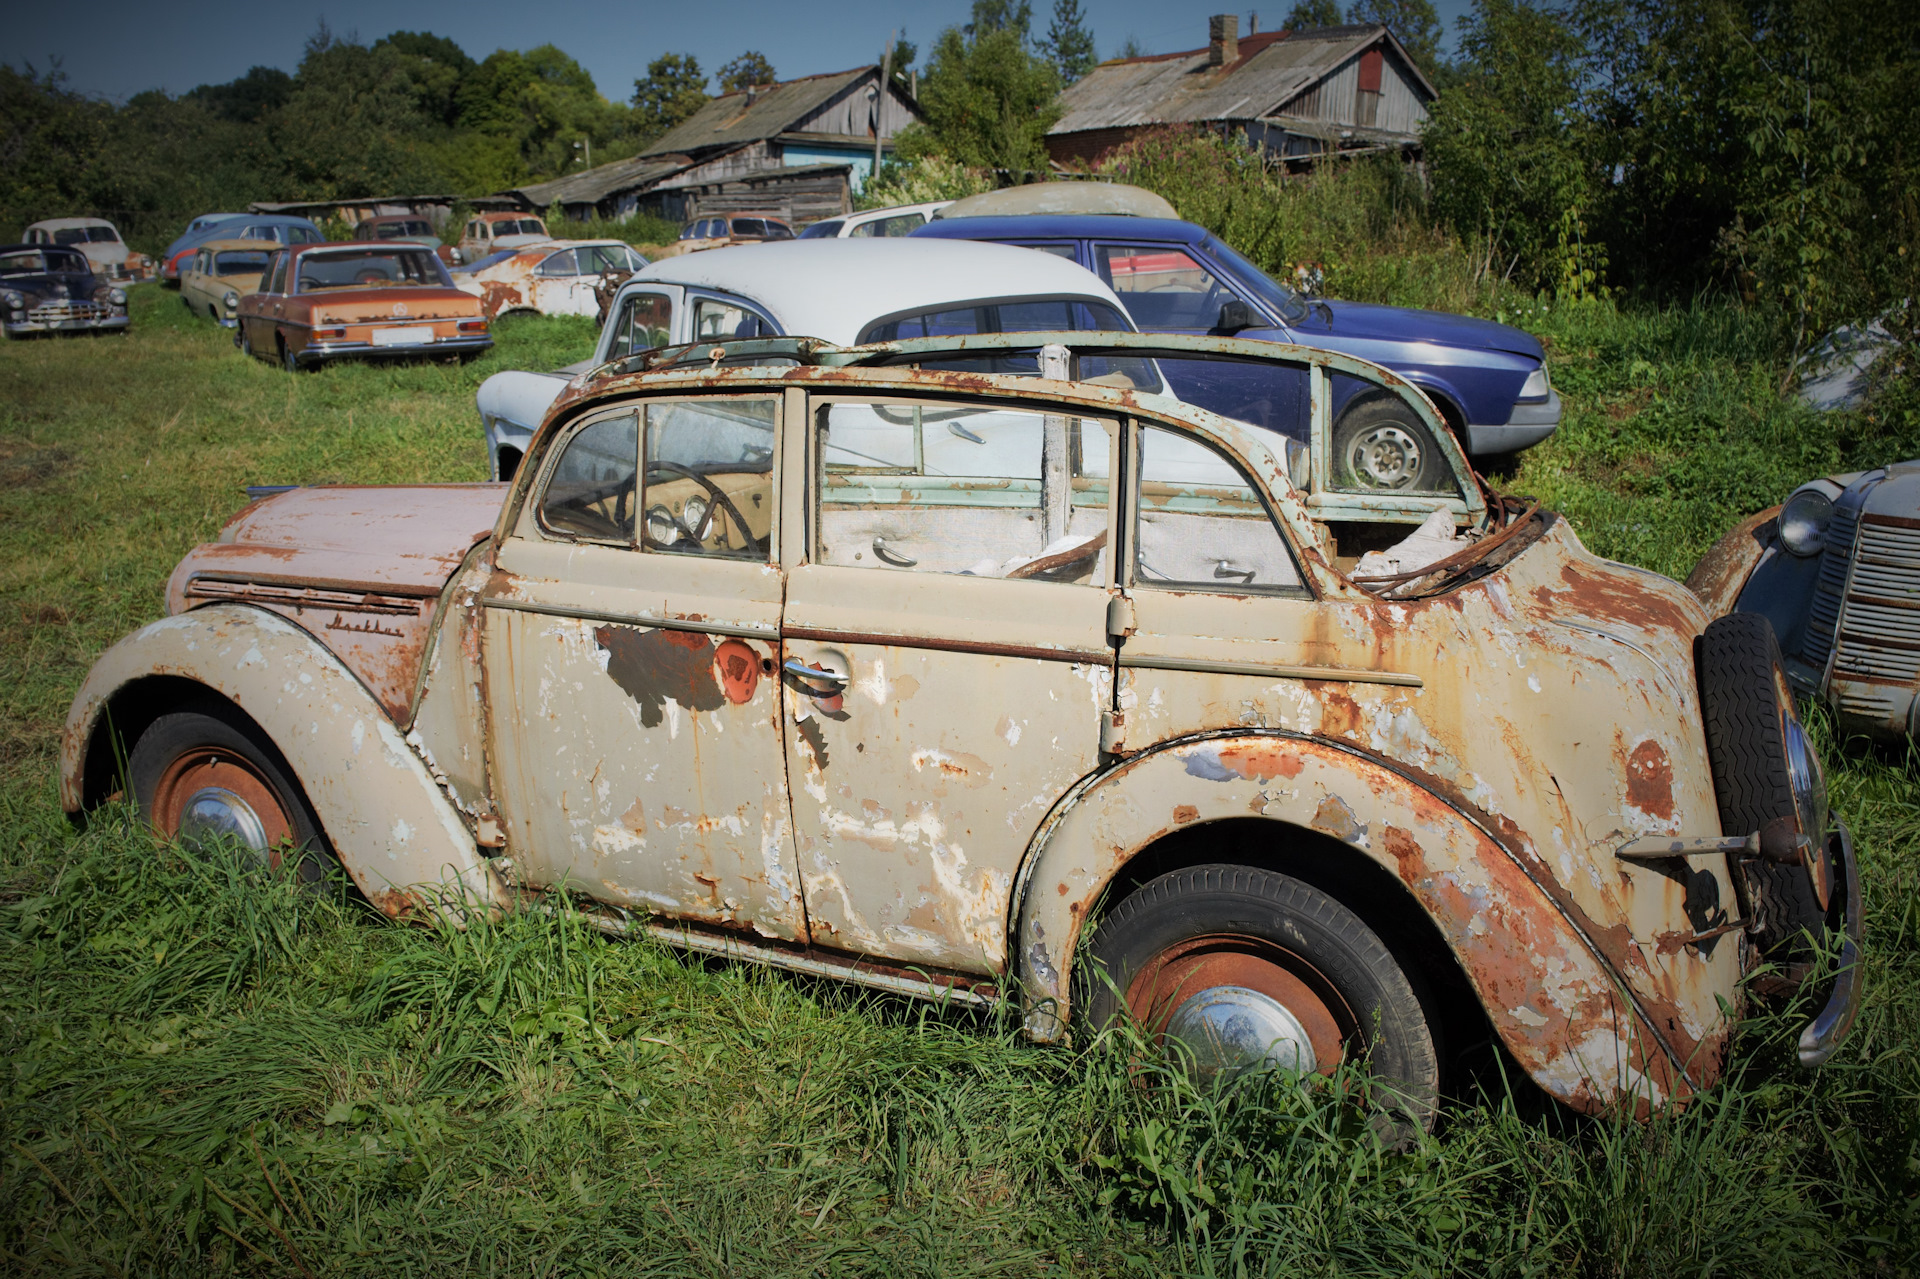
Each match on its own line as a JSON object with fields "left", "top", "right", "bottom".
{"left": 482, "top": 393, "right": 807, "bottom": 940}
{"left": 779, "top": 392, "right": 1119, "bottom": 974}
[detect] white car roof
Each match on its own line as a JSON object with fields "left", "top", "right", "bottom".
{"left": 842, "top": 201, "right": 953, "bottom": 229}
{"left": 28, "top": 218, "right": 117, "bottom": 231}
{"left": 630, "top": 239, "right": 1131, "bottom": 344}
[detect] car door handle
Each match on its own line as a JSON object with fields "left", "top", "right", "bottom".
{"left": 872, "top": 537, "right": 917, "bottom": 567}
{"left": 1213, "top": 560, "right": 1255, "bottom": 582}
{"left": 783, "top": 660, "right": 848, "bottom": 688}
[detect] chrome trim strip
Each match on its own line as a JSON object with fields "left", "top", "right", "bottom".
{"left": 1117, "top": 652, "right": 1422, "bottom": 687}
{"left": 479, "top": 595, "right": 776, "bottom": 639}
{"left": 1799, "top": 819, "right": 1864, "bottom": 1068}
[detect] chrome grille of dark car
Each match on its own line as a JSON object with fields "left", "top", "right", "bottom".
{"left": 1797, "top": 500, "right": 1861, "bottom": 673}
{"left": 1830, "top": 520, "right": 1920, "bottom": 690}
{"left": 26, "top": 301, "right": 108, "bottom": 323}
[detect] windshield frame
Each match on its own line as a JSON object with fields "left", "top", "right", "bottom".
{"left": 1199, "top": 234, "right": 1309, "bottom": 326}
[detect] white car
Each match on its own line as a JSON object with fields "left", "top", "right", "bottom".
{"left": 796, "top": 201, "right": 954, "bottom": 239}
{"left": 23, "top": 218, "right": 154, "bottom": 283}
{"left": 477, "top": 238, "right": 1140, "bottom": 480}
{"left": 453, "top": 240, "right": 651, "bottom": 318}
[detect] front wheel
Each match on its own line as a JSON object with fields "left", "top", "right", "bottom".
{"left": 1082, "top": 863, "right": 1439, "bottom": 1131}
{"left": 1332, "top": 394, "right": 1448, "bottom": 492}
{"left": 129, "top": 702, "right": 340, "bottom": 890}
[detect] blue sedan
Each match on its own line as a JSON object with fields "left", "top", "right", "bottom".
{"left": 911, "top": 215, "right": 1561, "bottom": 486}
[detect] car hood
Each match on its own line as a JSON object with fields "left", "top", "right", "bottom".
{"left": 1295, "top": 299, "right": 1545, "bottom": 361}
{"left": 4, "top": 271, "right": 98, "bottom": 300}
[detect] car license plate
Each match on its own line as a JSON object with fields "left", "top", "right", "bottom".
{"left": 370, "top": 326, "right": 433, "bottom": 347}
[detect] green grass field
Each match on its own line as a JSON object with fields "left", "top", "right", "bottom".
{"left": 1, "top": 287, "right": 1914, "bottom": 1275}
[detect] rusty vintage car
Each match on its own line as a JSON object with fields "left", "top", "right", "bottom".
{"left": 235, "top": 243, "right": 492, "bottom": 371}
{"left": 457, "top": 212, "right": 551, "bottom": 264}
{"left": 178, "top": 238, "right": 276, "bottom": 327}
{"left": 64, "top": 332, "right": 1860, "bottom": 1126}
{"left": 453, "top": 240, "right": 650, "bottom": 319}
{"left": 1690, "top": 458, "right": 1920, "bottom": 740}
{"left": 23, "top": 217, "right": 155, "bottom": 283}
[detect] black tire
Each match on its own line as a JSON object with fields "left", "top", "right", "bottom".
{"left": 1332, "top": 394, "right": 1448, "bottom": 492}
{"left": 1082, "top": 863, "right": 1440, "bottom": 1133}
{"left": 129, "top": 702, "right": 341, "bottom": 891}
{"left": 280, "top": 337, "right": 300, "bottom": 373}
{"left": 1697, "top": 613, "right": 1825, "bottom": 959}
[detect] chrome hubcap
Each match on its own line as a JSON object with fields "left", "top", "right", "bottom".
{"left": 1163, "top": 984, "right": 1318, "bottom": 1076}
{"left": 1348, "top": 424, "right": 1424, "bottom": 489}
{"left": 177, "top": 785, "right": 270, "bottom": 852}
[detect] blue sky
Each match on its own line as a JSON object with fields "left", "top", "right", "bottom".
{"left": 3, "top": 1, "right": 1475, "bottom": 104}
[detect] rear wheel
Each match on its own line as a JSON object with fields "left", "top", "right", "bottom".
{"left": 1332, "top": 394, "right": 1448, "bottom": 492}
{"left": 279, "top": 337, "right": 299, "bottom": 373}
{"left": 1082, "top": 863, "right": 1439, "bottom": 1133}
{"left": 129, "top": 702, "right": 340, "bottom": 890}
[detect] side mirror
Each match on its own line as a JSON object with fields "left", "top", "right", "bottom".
{"left": 1214, "top": 298, "right": 1256, "bottom": 333}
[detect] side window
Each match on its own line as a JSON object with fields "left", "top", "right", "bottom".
{"left": 641, "top": 399, "right": 776, "bottom": 560}
{"left": 1096, "top": 244, "right": 1236, "bottom": 332}
{"left": 1132, "top": 424, "right": 1304, "bottom": 595}
{"left": 851, "top": 213, "right": 923, "bottom": 237}
{"left": 606, "top": 292, "right": 674, "bottom": 360}
{"left": 1017, "top": 242, "right": 1079, "bottom": 261}
{"left": 537, "top": 249, "right": 578, "bottom": 276}
{"left": 816, "top": 400, "right": 1113, "bottom": 583}
{"left": 1327, "top": 371, "right": 1463, "bottom": 498}
{"left": 265, "top": 252, "right": 288, "bottom": 294}
{"left": 539, "top": 413, "right": 638, "bottom": 544}
{"left": 692, "top": 295, "right": 775, "bottom": 340}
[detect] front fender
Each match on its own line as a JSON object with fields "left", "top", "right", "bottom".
{"left": 1011, "top": 731, "right": 1703, "bottom": 1114}
{"left": 62, "top": 604, "right": 507, "bottom": 920}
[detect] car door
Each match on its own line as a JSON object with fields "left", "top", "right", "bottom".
{"left": 481, "top": 392, "right": 806, "bottom": 939}
{"left": 242, "top": 251, "right": 286, "bottom": 350}
{"left": 1092, "top": 241, "right": 1307, "bottom": 440}
{"left": 779, "top": 390, "right": 1118, "bottom": 975}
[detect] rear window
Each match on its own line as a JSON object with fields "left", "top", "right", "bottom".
{"left": 798, "top": 220, "right": 844, "bottom": 239}
{"left": 295, "top": 248, "right": 450, "bottom": 291}
{"left": 214, "top": 250, "right": 271, "bottom": 275}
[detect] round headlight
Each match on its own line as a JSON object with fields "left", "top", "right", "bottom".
{"left": 223, "top": 290, "right": 240, "bottom": 309}
{"left": 644, "top": 506, "right": 679, "bottom": 546}
{"left": 1778, "top": 488, "right": 1833, "bottom": 557}
{"left": 108, "top": 287, "right": 127, "bottom": 305}
{"left": 681, "top": 495, "right": 711, "bottom": 538}
{"left": 3, "top": 290, "right": 22, "bottom": 309}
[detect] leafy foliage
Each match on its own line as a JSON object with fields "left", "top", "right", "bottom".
{"left": 1346, "top": 0, "right": 1446, "bottom": 77}
{"left": 1040, "top": 0, "right": 1099, "bottom": 85}
{"left": 629, "top": 53, "right": 711, "bottom": 144}
{"left": 1285, "top": 0, "right": 1347, "bottom": 27}
{"left": 904, "top": 0, "right": 1061, "bottom": 176}
{"left": 717, "top": 51, "right": 777, "bottom": 95}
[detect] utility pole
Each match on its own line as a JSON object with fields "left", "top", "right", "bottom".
{"left": 874, "top": 32, "right": 895, "bottom": 193}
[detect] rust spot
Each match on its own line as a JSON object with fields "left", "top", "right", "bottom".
{"left": 1056, "top": 881, "right": 1069, "bottom": 895}
{"left": 1382, "top": 824, "right": 1427, "bottom": 880}
{"left": 796, "top": 715, "right": 830, "bottom": 772}
{"left": 620, "top": 798, "right": 646, "bottom": 832}
{"left": 1216, "top": 740, "right": 1305, "bottom": 780}
{"left": 1623, "top": 738, "right": 1674, "bottom": 820}
{"left": 1172, "top": 804, "right": 1199, "bottom": 824}
{"left": 1310, "top": 793, "right": 1366, "bottom": 844}
{"left": 593, "top": 625, "right": 724, "bottom": 727}
{"left": 712, "top": 639, "right": 760, "bottom": 705}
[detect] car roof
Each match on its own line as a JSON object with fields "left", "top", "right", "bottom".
{"left": 630, "top": 239, "right": 1132, "bottom": 344}
{"left": 196, "top": 239, "right": 282, "bottom": 253}
{"left": 0, "top": 242, "right": 88, "bottom": 257}
{"left": 26, "top": 217, "right": 116, "bottom": 231}
{"left": 288, "top": 241, "right": 441, "bottom": 258}
{"left": 478, "top": 211, "right": 541, "bottom": 221}
{"left": 912, "top": 214, "right": 1207, "bottom": 245}
{"left": 847, "top": 201, "right": 951, "bottom": 222}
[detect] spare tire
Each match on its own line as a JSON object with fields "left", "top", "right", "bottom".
{"left": 1696, "top": 612, "right": 1829, "bottom": 961}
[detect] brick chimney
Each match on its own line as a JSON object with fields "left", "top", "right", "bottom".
{"left": 1209, "top": 14, "right": 1239, "bottom": 66}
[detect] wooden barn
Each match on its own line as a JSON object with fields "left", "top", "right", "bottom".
{"left": 1047, "top": 18, "right": 1437, "bottom": 167}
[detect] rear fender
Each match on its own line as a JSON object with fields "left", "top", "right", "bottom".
{"left": 62, "top": 604, "right": 506, "bottom": 920}
{"left": 1012, "top": 731, "right": 1698, "bottom": 1114}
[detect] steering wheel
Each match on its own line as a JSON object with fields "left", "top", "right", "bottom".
{"left": 642, "top": 460, "right": 763, "bottom": 554}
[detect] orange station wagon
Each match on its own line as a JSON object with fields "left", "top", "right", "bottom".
{"left": 236, "top": 242, "right": 492, "bottom": 371}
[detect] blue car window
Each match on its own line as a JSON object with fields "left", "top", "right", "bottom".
{"left": 1095, "top": 244, "right": 1231, "bottom": 332}
{"left": 1199, "top": 235, "right": 1308, "bottom": 325}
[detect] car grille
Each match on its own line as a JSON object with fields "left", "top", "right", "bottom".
{"left": 26, "top": 301, "right": 109, "bottom": 323}
{"left": 1797, "top": 499, "right": 1860, "bottom": 675}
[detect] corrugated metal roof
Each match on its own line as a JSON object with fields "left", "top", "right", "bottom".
{"left": 509, "top": 154, "right": 697, "bottom": 208}
{"left": 1050, "top": 24, "right": 1427, "bottom": 134}
{"left": 640, "top": 67, "right": 872, "bottom": 159}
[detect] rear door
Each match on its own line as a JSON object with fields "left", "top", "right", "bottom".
{"left": 778, "top": 390, "right": 1118, "bottom": 975}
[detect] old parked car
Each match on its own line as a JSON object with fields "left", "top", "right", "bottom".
{"left": 475, "top": 238, "right": 1140, "bottom": 480}
{"left": 797, "top": 201, "right": 953, "bottom": 239}
{"left": 657, "top": 213, "right": 795, "bottom": 258}
{"left": 0, "top": 244, "right": 129, "bottom": 337}
{"left": 66, "top": 330, "right": 1860, "bottom": 1129}
{"left": 1689, "top": 458, "right": 1920, "bottom": 740}
{"left": 23, "top": 218, "right": 154, "bottom": 283}
{"left": 453, "top": 240, "right": 650, "bottom": 319}
{"left": 352, "top": 214, "right": 458, "bottom": 264}
{"left": 162, "top": 216, "right": 325, "bottom": 285}
{"left": 235, "top": 242, "right": 491, "bottom": 371}
{"left": 913, "top": 213, "right": 1562, "bottom": 468}
{"left": 178, "top": 239, "right": 276, "bottom": 326}
{"left": 162, "top": 213, "right": 246, "bottom": 278}
{"left": 457, "top": 213, "right": 551, "bottom": 263}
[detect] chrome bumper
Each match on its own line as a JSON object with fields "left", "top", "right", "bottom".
{"left": 300, "top": 334, "right": 493, "bottom": 365}
{"left": 1798, "top": 818, "right": 1864, "bottom": 1067}
{"left": 4, "top": 313, "right": 130, "bottom": 335}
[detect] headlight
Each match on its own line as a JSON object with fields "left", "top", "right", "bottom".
{"left": 3, "top": 291, "right": 22, "bottom": 309}
{"left": 681, "top": 495, "right": 711, "bottom": 536}
{"left": 1518, "top": 366, "right": 1550, "bottom": 400}
{"left": 108, "top": 287, "right": 127, "bottom": 305}
{"left": 223, "top": 290, "right": 239, "bottom": 309}
{"left": 1778, "top": 488, "right": 1833, "bottom": 557}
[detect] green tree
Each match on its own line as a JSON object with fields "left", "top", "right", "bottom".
{"left": 1346, "top": 0, "right": 1445, "bottom": 77}
{"left": 184, "top": 66, "right": 294, "bottom": 123}
{"left": 717, "top": 51, "right": 776, "bottom": 94}
{"left": 1040, "top": 0, "right": 1098, "bottom": 83}
{"left": 1284, "top": 0, "right": 1345, "bottom": 28}
{"left": 269, "top": 25, "right": 449, "bottom": 198}
{"left": 375, "top": 30, "right": 475, "bottom": 128}
{"left": 906, "top": 0, "right": 1060, "bottom": 175}
{"left": 631, "top": 53, "right": 710, "bottom": 141}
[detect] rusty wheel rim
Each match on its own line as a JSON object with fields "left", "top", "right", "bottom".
{"left": 1125, "top": 934, "right": 1356, "bottom": 1077}
{"left": 149, "top": 745, "right": 293, "bottom": 865}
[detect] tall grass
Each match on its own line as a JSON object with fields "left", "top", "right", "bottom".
{"left": 0, "top": 253, "right": 1915, "bottom": 1271}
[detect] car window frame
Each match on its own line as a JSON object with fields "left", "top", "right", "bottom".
{"left": 685, "top": 289, "right": 782, "bottom": 343}
{"left": 1092, "top": 240, "right": 1254, "bottom": 334}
